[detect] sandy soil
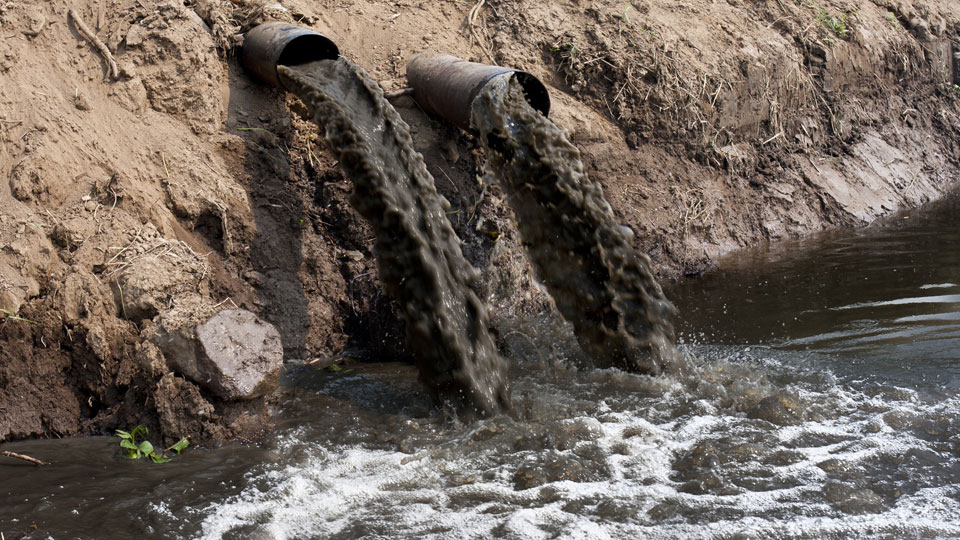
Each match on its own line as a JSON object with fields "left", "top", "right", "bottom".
{"left": 1, "top": 0, "right": 958, "bottom": 444}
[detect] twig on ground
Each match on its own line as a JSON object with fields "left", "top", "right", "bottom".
{"left": 808, "top": 156, "right": 823, "bottom": 174}
{"left": 761, "top": 131, "right": 784, "bottom": 145}
{"left": 476, "top": 16, "right": 497, "bottom": 62}
{"left": 1, "top": 450, "right": 50, "bottom": 466}
{"left": 68, "top": 9, "right": 119, "bottom": 80}
{"left": 305, "top": 137, "right": 319, "bottom": 168}
{"left": 437, "top": 167, "right": 457, "bottom": 191}
{"left": 212, "top": 297, "right": 239, "bottom": 310}
{"left": 115, "top": 276, "right": 128, "bottom": 319}
{"left": 679, "top": 188, "right": 707, "bottom": 237}
{"left": 815, "top": 90, "right": 840, "bottom": 137}
{"left": 463, "top": 0, "right": 495, "bottom": 63}
{"left": 161, "top": 152, "right": 170, "bottom": 180}
{"left": 384, "top": 87, "right": 414, "bottom": 100}
{"left": 467, "top": 0, "right": 486, "bottom": 27}
{"left": 163, "top": 438, "right": 189, "bottom": 454}
{"left": 466, "top": 181, "right": 487, "bottom": 226}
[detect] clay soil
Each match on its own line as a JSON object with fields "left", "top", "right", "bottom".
{"left": 1, "top": 0, "right": 958, "bottom": 445}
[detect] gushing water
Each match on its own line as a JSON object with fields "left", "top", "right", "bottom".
{"left": 277, "top": 59, "right": 509, "bottom": 417}
{"left": 471, "top": 74, "right": 686, "bottom": 375}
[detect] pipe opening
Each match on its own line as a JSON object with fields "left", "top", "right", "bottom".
{"left": 240, "top": 22, "right": 340, "bottom": 91}
{"left": 277, "top": 34, "right": 339, "bottom": 67}
{"left": 513, "top": 72, "right": 551, "bottom": 118}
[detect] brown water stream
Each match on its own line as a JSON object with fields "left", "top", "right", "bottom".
{"left": 471, "top": 75, "right": 686, "bottom": 376}
{"left": 278, "top": 58, "right": 510, "bottom": 417}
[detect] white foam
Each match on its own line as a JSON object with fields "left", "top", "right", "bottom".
{"left": 193, "top": 348, "right": 960, "bottom": 540}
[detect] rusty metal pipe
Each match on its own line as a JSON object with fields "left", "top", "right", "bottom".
{"left": 406, "top": 55, "right": 550, "bottom": 131}
{"left": 240, "top": 22, "right": 339, "bottom": 91}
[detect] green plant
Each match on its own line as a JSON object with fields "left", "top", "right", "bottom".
{"left": 886, "top": 12, "right": 900, "bottom": 28}
{"left": 798, "top": 2, "right": 853, "bottom": 38}
{"left": 551, "top": 38, "right": 579, "bottom": 59}
{"left": 0, "top": 308, "right": 35, "bottom": 323}
{"left": 115, "top": 425, "right": 189, "bottom": 463}
{"left": 817, "top": 8, "right": 849, "bottom": 37}
{"left": 619, "top": 2, "right": 632, "bottom": 36}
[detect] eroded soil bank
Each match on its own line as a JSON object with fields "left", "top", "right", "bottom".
{"left": 1, "top": 0, "right": 958, "bottom": 445}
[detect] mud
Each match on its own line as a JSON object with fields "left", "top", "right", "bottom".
{"left": 473, "top": 75, "right": 684, "bottom": 375}
{"left": 278, "top": 58, "right": 510, "bottom": 417}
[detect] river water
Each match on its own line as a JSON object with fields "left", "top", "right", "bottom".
{"left": 3, "top": 189, "right": 958, "bottom": 539}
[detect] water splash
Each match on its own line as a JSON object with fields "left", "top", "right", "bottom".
{"left": 189, "top": 334, "right": 960, "bottom": 540}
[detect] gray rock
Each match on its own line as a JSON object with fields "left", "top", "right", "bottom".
{"left": 156, "top": 309, "right": 283, "bottom": 400}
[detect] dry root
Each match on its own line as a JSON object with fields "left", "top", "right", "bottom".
{"left": 68, "top": 9, "right": 119, "bottom": 80}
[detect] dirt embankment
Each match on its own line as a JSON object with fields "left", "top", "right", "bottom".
{"left": 0, "top": 0, "right": 958, "bottom": 445}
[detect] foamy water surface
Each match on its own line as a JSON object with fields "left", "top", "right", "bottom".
{"left": 184, "top": 332, "right": 959, "bottom": 539}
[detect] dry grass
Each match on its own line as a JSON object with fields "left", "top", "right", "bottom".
{"left": 104, "top": 233, "right": 209, "bottom": 283}
{"left": 675, "top": 188, "right": 710, "bottom": 238}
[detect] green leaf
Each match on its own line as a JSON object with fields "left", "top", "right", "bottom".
{"left": 150, "top": 453, "right": 172, "bottom": 464}
{"left": 131, "top": 425, "right": 149, "bottom": 440}
{"left": 115, "top": 429, "right": 131, "bottom": 439}
{"left": 170, "top": 438, "right": 190, "bottom": 454}
{"left": 138, "top": 441, "right": 154, "bottom": 455}
{"left": 120, "top": 439, "right": 137, "bottom": 450}
{"left": 0, "top": 308, "right": 35, "bottom": 323}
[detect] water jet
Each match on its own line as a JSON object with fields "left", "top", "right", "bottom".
{"left": 407, "top": 56, "right": 685, "bottom": 375}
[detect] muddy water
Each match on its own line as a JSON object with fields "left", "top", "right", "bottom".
{"left": 471, "top": 75, "right": 684, "bottom": 376}
{"left": 277, "top": 59, "right": 509, "bottom": 417}
{"left": 4, "top": 190, "right": 959, "bottom": 539}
